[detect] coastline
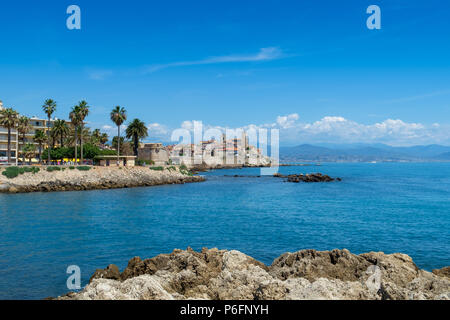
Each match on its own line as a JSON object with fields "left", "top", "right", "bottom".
{"left": 58, "top": 247, "right": 450, "bottom": 300}
{"left": 0, "top": 166, "right": 205, "bottom": 194}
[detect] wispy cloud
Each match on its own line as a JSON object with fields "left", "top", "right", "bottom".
{"left": 383, "top": 89, "right": 450, "bottom": 104}
{"left": 143, "top": 47, "right": 284, "bottom": 73}
{"left": 87, "top": 69, "right": 113, "bottom": 80}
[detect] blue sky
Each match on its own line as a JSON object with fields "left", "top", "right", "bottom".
{"left": 1, "top": 0, "right": 449, "bottom": 146}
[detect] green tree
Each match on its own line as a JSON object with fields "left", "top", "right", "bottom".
{"left": 77, "top": 100, "right": 90, "bottom": 164}
{"left": 69, "top": 105, "right": 82, "bottom": 165}
{"left": 0, "top": 107, "right": 19, "bottom": 164}
{"left": 42, "top": 99, "right": 57, "bottom": 164}
{"left": 110, "top": 106, "right": 127, "bottom": 164}
{"left": 100, "top": 133, "right": 109, "bottom": 146}
{"left": 91, "top": 129, "right": 101, "bottom": 146}
{"left": 126, "top": 118, "right": 148, "bottom": 156}
{"left": 111, "top": 136, "right": 125, "bottom": 151}
{"left": 52, "top": 119, "right": 69, "bottom": 147}
{"left": 17, "top": 116, "right": 31, "bottom": 164}
{"left": 34, "top": 129, "right": 47, "bottom": 164}
{"left": 23, "top": 143, "right": 37, "bottom": 165}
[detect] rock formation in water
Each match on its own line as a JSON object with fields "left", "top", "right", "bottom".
{"left": 58, "top": 248, "right": 449, "bottom": 300}
{"left": 0, "top": 166, "right": 204, "bottom": 194}
{"left": 273, "top": 172, "right": 341, "bottom": 182}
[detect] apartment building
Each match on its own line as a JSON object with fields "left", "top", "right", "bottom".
{"left": 0, "top": 100, "right": 70, "bottom": 164}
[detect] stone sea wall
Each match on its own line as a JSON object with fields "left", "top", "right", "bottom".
{"left": 59, "top": 247, "right": 449, "bottom": 300}
{"left": 0, "top": 166, "right": 204, "bottom": 194}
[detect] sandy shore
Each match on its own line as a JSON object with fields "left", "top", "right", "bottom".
{"left": 0, "top": 166, "right": 204, "bottom": 193}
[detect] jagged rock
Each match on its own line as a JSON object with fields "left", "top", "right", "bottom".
{"left": 273, "top": 173, "right": 340, "bottom": 183}
{"left": 270, "top": 249, "right": 370, "bottom": 282}
{"left": 433, "top": 266, "right": 450, "bottom": 278}
{"left": 58, "top": 248, "right": 450, "bottom": 300}
{"left": 90, "top": 264, "right": 121, "bottom": 282}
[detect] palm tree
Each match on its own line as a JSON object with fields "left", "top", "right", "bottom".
{"left": 100, "top": 133, "right": 109, "bottom": 146}
{"left": 34, "top": 129, "right": 47, "bottom": 164}
{"left": 110, "top": 106, "right": 127, "bottom": 165}
{"left": 42, "top": 99, "right": 57, "bottom": 164}
{"left": 17, "top": 116, "right": 31, "bottom": 164}
{"left": 91, "top": 129, "right": 101, "bottom": 146}
{"left": 126, "top": 119, "right": 148, "bottom": 156}
{"left": 77, "top": 100, "right": 90, "bottom": 164}
{"left": 69, "top": 105, "right": 82, "bottom": 165}
{"left": 52, "top": 119, "right": 69, "bottom": 147}
{"left": 0, "top": 107, "right": 19, "bottom": 164}
{"left": 111, "top": 136, "right": 124, "bottom": 151}
{"left": 23, "top": 143, "right": 36, "bottom": 165}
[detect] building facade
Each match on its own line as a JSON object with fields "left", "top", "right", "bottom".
{"left": 137, "top": 143, "right": 169, "bottom": 165}
{"left": 0, "top": 100, "right": 71, "bottom": 164}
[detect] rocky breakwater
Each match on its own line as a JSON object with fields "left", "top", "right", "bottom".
{"left": 58, "top": 248, "right": 449, "bottom": 300}
{"left": 274, "top": 172, "right": 341, "bottom": 183}
{"left": 0, "top": 166, "right": 204, "bottom": 194}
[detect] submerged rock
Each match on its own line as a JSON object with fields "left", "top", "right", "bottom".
{"left": 274, "top": 173, "right": 341, "bottom": 183}
{"left": 58, "top": 248, "right": 450, "bottom": 300}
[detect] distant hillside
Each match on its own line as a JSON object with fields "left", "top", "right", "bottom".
{"left": 435, "top": 152, "right": 450, "bottom": 160}
{"left": 279, "top": 144, "right": 450, "bottom": 162}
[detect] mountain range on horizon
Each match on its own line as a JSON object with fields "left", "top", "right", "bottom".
{"left": 279, "top": 143, "right": 450, "bottom": 162}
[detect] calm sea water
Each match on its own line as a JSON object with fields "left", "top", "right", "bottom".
{"left": 0, "top": 162, "right": 449, "bottom": 299}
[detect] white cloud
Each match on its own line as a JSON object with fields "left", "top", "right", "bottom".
{"left": 276, "top": 113, "right": 299, "bottom": 129}
{"left": 147, "top": 122, "right": 168, "bottom": 135}
{"left": 144, "top": 47, "right": 284, "bottom": 73}
{"left": 97, "top": 114, "right": 450, "bottom": 147}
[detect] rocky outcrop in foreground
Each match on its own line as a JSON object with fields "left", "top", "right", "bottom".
{"left": 0, "top": 167, "right": 204, "bottom": 194}
{"left": 274, "top": 173, "right": 341, "bottom": 182}
{"left": 59, "top": 248, "right": 449, "bottom": 300}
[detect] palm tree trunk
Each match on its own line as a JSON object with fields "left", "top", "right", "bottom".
{"left": 39, "top": 144, "right": 42, "bottom": 164}
{"left": 117, "top": 125, "right": 120, "bottom": 165}
{"left": 74, "top": 127, "right": 78, "bottom": 166}
{"left": 134, "top": 133, "right": 138, "bottom": 156}
{"left": 7, "top": 128, "right": 11, "bottom": 164}
{"left": 61, "top": 133, "right": 64, "bottom": 147}
{"left": 47, "top": 116, "right": 51, "bottom": 165}
{"left": 22, "top": 134, "right": 26, "bottom": 164}
{"left": 80, "top": 123, "right": 84, "bottom": 165}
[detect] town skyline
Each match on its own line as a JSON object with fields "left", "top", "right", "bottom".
{"left": 1, "top": 1, "right": 449, "bottom": 146}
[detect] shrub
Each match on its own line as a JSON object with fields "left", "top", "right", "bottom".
{"left": 149, "top": 166, "right": 164, "bottom": 171}
{"left": 46, "top": 166, "right": 62, "bottom": 172}
{"left": 69, "top": 166, "right": 75, "bottom": 170}
{"left": 180, "top": 164, "right": 188, "bottom": 171}
{"left": 2, "top": 167, "right": 20, "bottom": 179}
{"left": 180, "top": 169, "right": 193, "bottom": 176}
{"left": 76, "top": 166, "right": 91, "bottom": 171}
{"left": 1, "top": 166, "right": 39, "bottom": 179}
{"left": 166, "top": 166, "right": 176, "bottom": 172}
{"left": 44, "top": 143, "right": 117, "bottom": 161}
{"left": 136, "top": 159, "right": 154, "bottom": 166}
{"left": 24, "top": 167, "right": 40, "bottom": 174}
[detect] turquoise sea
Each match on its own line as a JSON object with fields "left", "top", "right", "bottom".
{"left": 0, "top": 162, "right": 449, "bottom": 299}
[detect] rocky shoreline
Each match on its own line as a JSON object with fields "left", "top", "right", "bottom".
{"left": 59, "top": 247, "right": 449, "bottom": 300}
{"left": 0, "top": 166, "right": 204, "bottom": 194}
